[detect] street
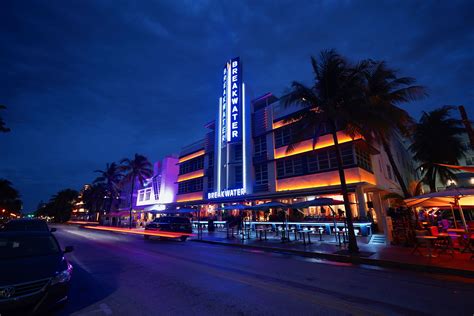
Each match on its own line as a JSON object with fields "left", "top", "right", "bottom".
{"left": 52, "top": 225, "right": 474, "bottom": 316}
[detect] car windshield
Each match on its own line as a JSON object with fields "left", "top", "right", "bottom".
{"left": 0, "top": 235, "right": 60, "bottom": 259}
{"left": 2, "top": 220, "right": 48, "bottom": 231}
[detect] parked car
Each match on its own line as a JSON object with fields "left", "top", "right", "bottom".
{"left": 1, "top": 219, "right": 56, "bottom": 233}
{"left": 0, "top": 231, "right": 73, "bottom": 315}
{"left": 144, "top": 216, "right": 192, "bottom": 241}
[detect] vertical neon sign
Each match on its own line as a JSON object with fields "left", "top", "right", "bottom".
{"left": 227, "top": 57, "right": 241, "bottom": 143}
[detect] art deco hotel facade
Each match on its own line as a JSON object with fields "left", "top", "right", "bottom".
{"left": 164, "top": 57, "right": 416, "bottom": 236}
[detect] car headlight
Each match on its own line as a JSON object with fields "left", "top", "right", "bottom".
{"left": 51, "top": 262, "right": 73, "bottom": 285}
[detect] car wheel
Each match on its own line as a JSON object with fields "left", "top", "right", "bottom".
{"left": 180, "top": 236, "right": 188, "bottom": 242}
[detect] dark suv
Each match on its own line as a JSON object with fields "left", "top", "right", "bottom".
{"left": 144, "top": 216, "right": 193, "bottom": 241}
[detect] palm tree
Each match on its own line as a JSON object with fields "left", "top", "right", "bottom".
{"left": 346, "top": 61, "right": 426, "bottom": 198}
{"left": 120, "top": 154, "right": 153, "bottom": 228}
{"left": 36, "top": 189, "right": 78, "bottom": 223}
{"left": 0, "top": 179, "right": 22, "bottom": 214}
{"left": 282, "top": 50, "right": 369, "bottom": 253}
{"left": 0, "top": 105, "right": 11, "bottom": 133}
{"left": 82, "top": 183, "right": 107, "bottom": 214}
{"left": 410, "top": 106, "right": 466, "bottom": 192}
{"left": 94, "top": 162, "right": 123, "bottom": 212}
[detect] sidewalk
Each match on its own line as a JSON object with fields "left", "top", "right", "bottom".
{"left": 190, "top": 230, "right": 474, "bottom": 277}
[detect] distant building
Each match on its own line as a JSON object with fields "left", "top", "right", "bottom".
{"left": 104, "top": 156, "right": 179, "bottom": 226}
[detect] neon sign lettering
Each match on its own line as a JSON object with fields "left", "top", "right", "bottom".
{"left": 207, "top": 188, "right": 246, "bottom": 199}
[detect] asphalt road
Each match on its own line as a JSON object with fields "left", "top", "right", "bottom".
{"left": 51, "top": 225, "right": 474, "bottom": 316}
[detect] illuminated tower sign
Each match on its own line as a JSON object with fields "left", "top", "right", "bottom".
{"left": 221, "top": 57, "right": 242, "bottom": 145}
{"left": 212, "top": 57, "right": 248, "bottom": 200}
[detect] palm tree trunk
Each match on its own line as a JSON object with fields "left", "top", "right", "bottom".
{"left": 129, "top": 177, "right": 135, "bottom": 229}
{"left": 331, "top": 125, "right": 359, "bottom": 254}
{"left": 381, "top": 140, "right": 411, "bottom": 198}
{"left": 429, "top": 168, "right": 437, "bottom": 193}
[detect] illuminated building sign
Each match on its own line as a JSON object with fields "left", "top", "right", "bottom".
{"left": 221, "top": 57, "right": 242, "bottom": 145}
{"left": 207, "top": 188, "right": 246, "bottom": 199}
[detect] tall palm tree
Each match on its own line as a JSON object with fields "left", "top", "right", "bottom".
{"left": 346, "top": 61, "right": 426, "bottom": 198}
{"left": 0, "top": 179, "right": 22, "bottom": 214}
{"left": 94, "top": 162, "right": 123, "bottom": 212}
{"left": 120, "top": 154, "right": 153, "bottom": 228}
{"left": 410, "top": 106, "right": 466, "bottom": 192}
{"left": 82, "top": 183, "right": 107, "bottom": 214}
{"left": 0, "top": 105, "right": 11, "bottom": 133}
{"left": 283, "top": 50, "right": 369, "bottom": 253}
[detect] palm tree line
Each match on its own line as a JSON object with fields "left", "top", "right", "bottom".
{"left": 283, "top": 49, "right": 468, "bottom": 253}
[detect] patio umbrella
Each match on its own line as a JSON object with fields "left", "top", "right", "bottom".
{"left": 292, "top": 198, "right": 345, "bottom": 208}
{"left": 404, "top": 188, "right": 474, "bottom": 230}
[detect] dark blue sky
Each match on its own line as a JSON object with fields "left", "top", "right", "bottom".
{"left": 1, "top": 0, "right": 473, "bottom": 211}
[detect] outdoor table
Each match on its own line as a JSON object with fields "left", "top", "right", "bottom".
{"left": 436, "top": 233, "right": 458, "bottom": 256}
{"left": 280, "top": 228, "right": 291, "bottom": 243}
{"left": 297, "top": 230, "right": 312, "bottom": 246}
{"left": 414, "top": 236, "right": 438, "bottom": 258}
{"left": 317, "top": 227, "right": 324, "bottom": 241}
{"left": 289, "top": 227, "right": 299, "bottom": 241}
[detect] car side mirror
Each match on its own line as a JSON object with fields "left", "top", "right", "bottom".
{"left": 64, "top": 246, "right": 74, "bottom": 253}
{"left": 50, "top": 228, "right": 57, "bottom": 232}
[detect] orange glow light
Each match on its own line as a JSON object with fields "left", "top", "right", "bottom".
{"left": 276, "top": 167, "right": 376, "bottom": 191}
{"left": 272, "top": 118, "right": 301, "bottom": 130}
{"left": 176, "top": 191, "right": 203, "bottom": 203}
{"left": 274, "top": 131, "right": 360, "bottom": 159}
{"left": 83, "top": 225, "right": 195, "bottom": 237}
{"left": 179, "top": 150, "right": 205, "bottom": 163}
{"left": 177, "top": 169, "right": 204, "bottom": 182}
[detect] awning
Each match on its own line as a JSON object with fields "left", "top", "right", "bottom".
{"left": 404, "top": 188, "right": 474, "bottom": 208}
{"left": 436, "top": 163, "right": 474, "bottom": 173}
{"left": 292, "top": 198, "right": 345, "bottom": 208}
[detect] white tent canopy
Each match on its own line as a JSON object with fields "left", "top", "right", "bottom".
{"left": 404, "top": 188, "right": 474, "bottom": 208}
{"left": 404, "top": 188, "right": 474, "bottom": 230}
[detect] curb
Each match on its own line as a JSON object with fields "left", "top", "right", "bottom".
{"left": 191, "top": 239, "right": 474, "bottom": 278}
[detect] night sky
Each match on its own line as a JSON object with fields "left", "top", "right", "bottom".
{"left": 1, "top": 1, "right": 473, "bottom": 212}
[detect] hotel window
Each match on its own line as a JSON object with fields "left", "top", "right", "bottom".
{"left": 178, "top": 178, "right": 203, "bottom": 194}
{"left": 138, "top": 191, "right": 145, "bottom": 202}
{"left": 234, "top": 165, "right": 243, "bottom": 187}
{"left": 356, "top": 147, "right": 372, "bottom": 172}
{"left": 307, "top": 145, "right": 354, "bottom": 174}
{"left": 277, "top": 157, "right": 303, "bottom": 178}
{"left": 179, "top": 156, "right": 204, "bottom": 174}
{"left": 145, "top": 188, "right": 151, "bottom": 201}
{"left": 255, "top": 163, "right": 268, "bottom": 185}
{"left": 254, "top": 135, "right": 267, "bottom": 157}
{"left": 208, "top": 154, "right": 214, "bottom": 167}
{"left": 274, "top": 126, "right": 292, "bottom": 148}
{"left": 234, "top": 145, "right": 243, "bottom": 161}
{"left": 207, "top": 176, "right": 214, "bottom": 190}
{"left": 317, "top": 151, "right": 330, "bottom": 170}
